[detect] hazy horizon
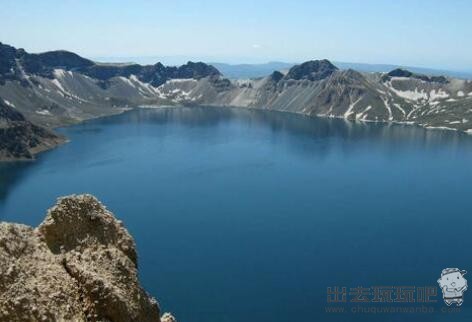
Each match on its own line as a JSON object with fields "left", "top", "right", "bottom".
{"left": 90, "top": 55, "right": 472, "bottom": 73}
{"left": 2, "top": 0, "right": 472, "bottom": 71}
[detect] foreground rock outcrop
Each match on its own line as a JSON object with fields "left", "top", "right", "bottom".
{"left": 0, "top": 194, "right": 175, "bottom": 322}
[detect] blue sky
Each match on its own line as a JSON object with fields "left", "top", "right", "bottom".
{"left": 1, "top": 0, "right": 471, "bottom": 70}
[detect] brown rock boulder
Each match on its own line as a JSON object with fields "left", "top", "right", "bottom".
{"left": 0, "top": 194, "right": 165, "bottom": 322}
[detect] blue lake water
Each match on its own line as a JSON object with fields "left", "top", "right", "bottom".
{"left": 1, "top": 106, "right": 472, "bottom": 322}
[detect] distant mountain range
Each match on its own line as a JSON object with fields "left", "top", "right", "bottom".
{"left": 1, "top": 42, "right": 472, "bottom": 160}
{"left": 212, "top": 61, "right": 472, "bottom": 80}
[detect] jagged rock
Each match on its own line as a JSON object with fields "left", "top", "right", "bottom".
{"left": 0, "top": 41, "right": 226, "bottom": 156}
{"left": 82, "top": 61, "right": 220, "bottom": 87}
{"left": 0, "top": 42, "right": 219, "bottom": 87}
{"left": 0, "top": 223, "right": 84, "bottom": 321}
{"left": 268, "top": 71, "right": 284, "bottom": 84}
{"left": 0, "top": 194, "right": 165, "bottom": 322}
{"left": 21, "top": 50, "right": 95, "bottom": 78}
{"left": 284, "top": 59, "right": 338, "bottom": 81}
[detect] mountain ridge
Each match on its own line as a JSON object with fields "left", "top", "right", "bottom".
{"left": 1, "top": 42, "right": 472, "bottom": 160}
{"left": 0, "top": 98, "right": 64, "bottom": 160}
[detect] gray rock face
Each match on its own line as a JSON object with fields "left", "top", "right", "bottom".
{"left": 0, "top": 43, "right": 223, "bottom": 160}
{"left": 0, "top": 194, "right": 173, "bottom": 322}
{"left": 187, "top": 64, "right": 472, "bottom": 133}
{"left": 284, "top": 59, "right": 338, "bottom": 81}
{"left": 0, "top": 98, "right": 64, "bottom": 160}
{"left": 0, "top": 42, "right": 218, "bottom": 86}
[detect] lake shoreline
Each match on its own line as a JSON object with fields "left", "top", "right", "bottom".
{"left": 3, "top": 107, "right": 471, "bottom": 322}
{"left": 2, "top": 103, "right": 471, "bottom": 163}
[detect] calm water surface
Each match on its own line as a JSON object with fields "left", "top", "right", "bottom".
{"left": 1, "top": 107, "right": 472, "bottom": 322}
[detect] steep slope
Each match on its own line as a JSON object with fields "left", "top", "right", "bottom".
{"left": 0, "top": 98, "right": 64, "bottom": 160}
{"left": 0, "top": 42, "right": 221, "bottom": 128}
{"left": 0, "top": 194, "right": 176, "bottom": 322}
{"left": 0, "top": 43, "right": 226, "bottom": 160}
{"left": 181, "top": 61, "right": 472, "bottom": 132}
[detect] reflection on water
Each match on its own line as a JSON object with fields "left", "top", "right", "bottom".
{"left": 1, "top": 106, "right": 472, "bottom": 205}
{"left": 79, "top": 106, "right": 470, "bottom": 143}
{"left": 66, "top": 106, "right": 472, "bottom": 153}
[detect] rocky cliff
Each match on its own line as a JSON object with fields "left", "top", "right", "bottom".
{"left": 186, "top": 61, "right": 472, "bottom": 133}
{"left": 0, "top": 42, "right": 223, "bottom": 160}
{"left": 0, "top": 42, "right": 221, "bottom": 129}
{"left": 0, "top": 98, "right": 64, "bottom": 160}
{"left": 0, "top": 194, "right": 176, "bottom": 322}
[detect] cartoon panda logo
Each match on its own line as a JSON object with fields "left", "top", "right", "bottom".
{"left": 437, "top": 268, "right": 468, "bottom": 306}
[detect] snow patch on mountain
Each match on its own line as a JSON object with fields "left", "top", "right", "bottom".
{"left": 387, "top": 83, "right": 427, "bottom": 101}
{"left": 36, "top": 109, "right": 52, "bottom": 116}
{"left": 429, "top": 89, "right": 449, "bottom": 101}
{"left": 3, "top": 99, "right": 15, "bottom": 108}
{"left": 381, "top": 97, "right": 393, "bottom": 120}
{"left": 356, "top": 105, "right": 372, "bottom": 120}
{"left": 53, "top": 69, "right": 67, "bottom": 79}
{"left": 393, "top": 103, "right": 406, "bottom": 116}
{"left": 167, "top": 78, "right": 197, "bottom": 84}
{"left": 118, "top": 76, "right": 135, "bottom": 87}
{"left": 51, "top": 79, "right": 66, "bottom": 93}
{"left": 390, "top": 77, "right": 412, "bottom": 82}
{"left": 344, "top": 97, "right": 362, "bottom": 118}
{"left": 50, "top": 78, "right": 89, "bottom": 103}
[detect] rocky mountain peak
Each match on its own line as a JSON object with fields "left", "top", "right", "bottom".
{"left": 6, "top": 48, "right": 95, "bottom": 78}
{"left": 0, "top": 42, "right": 223, "bottom": 86}
{"left": 27, "top": 50, "right": 95, "bottom": 70}
{"left": 325, "top": 68, "right": 367, "bottom": 87}
{"left": 0, "top": 43, "right": 21, "bottom": 82}
{"left": 269, "top": 70, "right": 284, "bottom": 83}
{"left": 285, "top": 59, "right": 338, "bottom": 81}
{"left": 386, "top": 68, "right": 412, "bottom": 78}
{"left": 178, "top": 61, "right": 221, "bottom": 79}
{"left": 384, "top": 68, "right": 448, "bottom": 83}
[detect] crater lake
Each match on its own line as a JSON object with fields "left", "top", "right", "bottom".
{"left": 1, "top": 106, "right": 472, "bottom": 322}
